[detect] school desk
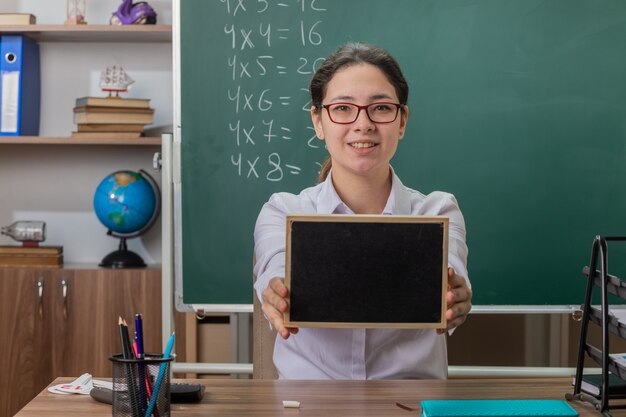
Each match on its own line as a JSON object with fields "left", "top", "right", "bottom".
{"left": 14, "top": 377, "right": 611, "bottom": 416}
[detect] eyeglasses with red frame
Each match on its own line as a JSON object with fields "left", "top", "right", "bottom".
{"left": 319, "top": 102, "right": 403, "bottom": 124}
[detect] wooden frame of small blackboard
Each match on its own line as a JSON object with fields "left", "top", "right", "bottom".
{"left": 284, "top": 215, "right": 448, "bottom": 329}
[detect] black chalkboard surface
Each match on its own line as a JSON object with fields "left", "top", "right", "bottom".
{"left": 284, "top": 215, "right": 448, "bottom": 328}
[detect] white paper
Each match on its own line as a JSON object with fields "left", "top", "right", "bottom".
{"left": 48, "top": 373, "right": 93, "bottom": 395}
{"left": 1, "top": 71, "right": 19, "bottom": 133}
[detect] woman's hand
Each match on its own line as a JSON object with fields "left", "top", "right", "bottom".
{"left": 437, "top": 267, "right": 472, "bottom": 334}
{"left": 261, "top": 277, "right": 299, "bottom": 340}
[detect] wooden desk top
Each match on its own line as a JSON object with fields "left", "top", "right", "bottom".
{"left": 15, "top": 377, "right": 610, "bottom": 416}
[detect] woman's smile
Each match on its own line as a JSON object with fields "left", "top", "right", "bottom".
{"left": 349, "top": 142, "right": 377, "bottom": 149}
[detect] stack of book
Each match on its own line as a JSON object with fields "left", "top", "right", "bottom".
{"left": 0, "top": 13, "right": 36, "bottom": 25}
{"left": 0, "top": 245, "right": 63, "bottom": 267}
{"left": 72, "top": 96, "right": 154, "bottom": 139}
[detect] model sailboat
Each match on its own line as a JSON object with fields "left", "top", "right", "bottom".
{"left": 100, "top": 66, "right": 135, "bottom": 96}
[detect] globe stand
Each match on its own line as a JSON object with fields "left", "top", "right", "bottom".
{"left": 99, "top": 236, "right": 146, "bottom": 268}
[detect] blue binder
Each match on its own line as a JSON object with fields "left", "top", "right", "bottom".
{"left": 0, "top": 35, "right": 40, "bottom": 136}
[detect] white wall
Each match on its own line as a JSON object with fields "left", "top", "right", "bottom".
{"left": 0, "top": 0, "right": 173, "bottom": 264}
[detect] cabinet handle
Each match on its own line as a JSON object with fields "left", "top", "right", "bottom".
{"left": 61, "top": 279, "right": 68, "bottom": 320}
{"left": 153, "top": 151, "right": 162, "bottom": 171}
{"left": 37, "top": 278, "right": 44, "bottom": 319}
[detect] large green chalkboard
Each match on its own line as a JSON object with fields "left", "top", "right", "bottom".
{"left": 178, "top": 0, "right": 626, "bottom": 307}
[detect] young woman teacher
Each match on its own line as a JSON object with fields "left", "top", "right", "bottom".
{"left": 253, "top": 43, "right": 472, "bottom": 379}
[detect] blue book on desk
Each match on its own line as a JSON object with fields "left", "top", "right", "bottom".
{"left": 420, "top": 399, "right": 578, "bottom": 417}
{"left": 0, "top": 35, "right": 40, "bottom": 136}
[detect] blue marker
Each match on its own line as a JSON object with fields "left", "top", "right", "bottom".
{"left": 135, "top": 314, "right": 145, "bottom": 358}
{"left": 144, "top": 332, "right": 175, "bottom": 417}
{"left": 135, "top": 314, "right": 146, "bottom": 412}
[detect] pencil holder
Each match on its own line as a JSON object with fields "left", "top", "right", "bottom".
{"left": 109, "top": 353, "right": 173, "bottom": 417}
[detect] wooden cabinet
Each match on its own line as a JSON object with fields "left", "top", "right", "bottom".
{"left": 0, "top": 266, "right": 165, "bottom": 417}
{"left": 56, "top": 268, "right": 163, "bottom": 377}
{"left": 0, "top": 269, "right": 53, "bottom": 417}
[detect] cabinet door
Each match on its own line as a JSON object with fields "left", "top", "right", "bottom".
{"left": 46, "top": 269, "right": 75, "bottom": 378}
{"left": 0, "top": 268, "right": 54, "bottom": 417}
{"left": 55, "top": 268, "right": 162, "bottom": 377}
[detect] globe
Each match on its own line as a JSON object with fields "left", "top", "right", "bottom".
{"left": 93, "top": 170, "right": 160, "bottom": 268}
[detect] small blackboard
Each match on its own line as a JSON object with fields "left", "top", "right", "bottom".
{"left": 284, "top": 215, "right": 448, "bottom": 329}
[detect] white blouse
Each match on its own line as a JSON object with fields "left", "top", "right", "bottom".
{"left": 253, "top": 168, "right": 469, "bottom": 379}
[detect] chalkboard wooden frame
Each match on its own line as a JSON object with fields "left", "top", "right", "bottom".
{"left": 284, "top": 215, "right": 448, "bottom": 328}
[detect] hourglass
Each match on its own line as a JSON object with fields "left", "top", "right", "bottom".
{"left": 65, "top": 0, "right": 87, "bottom": 25}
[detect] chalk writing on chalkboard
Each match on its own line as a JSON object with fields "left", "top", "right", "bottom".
{"left": 218, "top": 0, "right": 330, "bottom": 183}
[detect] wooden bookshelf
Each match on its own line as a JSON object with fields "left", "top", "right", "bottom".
{"left": 0, "top": 24, "right": 171, "bottom": 42}
{"left": 0, "top": 136, "right": 161, "bottom": 146}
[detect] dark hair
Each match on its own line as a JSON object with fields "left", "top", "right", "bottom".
{"left": 310, "top": 43, "right": 409, "bottom": 182}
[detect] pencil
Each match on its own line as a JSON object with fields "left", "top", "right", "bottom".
{"left": 118, "top": 317, "right": 133, "bottom": 359}
{"left": 395, "top": 402, "right": 414, "bottom": 411}
{"left": 119, "top": 317, "right": 141, "bottom": 417}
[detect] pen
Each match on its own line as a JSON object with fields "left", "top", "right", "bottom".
{"left": 144, "top": 332, "right": 175, "bottom": 417}
{"left": 135, "top": 314, "right": 147, "bottom": 412}
{"left": 135, "top": 314, "right": 145, "bottom": 359}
